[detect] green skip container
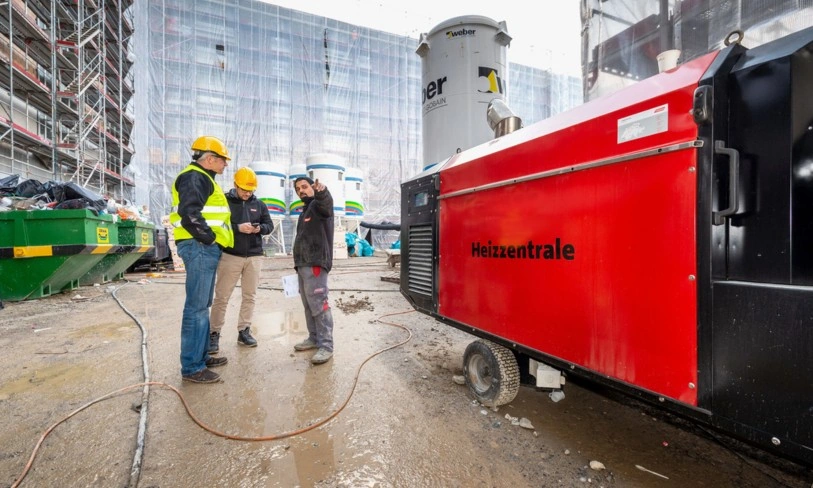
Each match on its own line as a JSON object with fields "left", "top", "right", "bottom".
{"left": 80, "top": 220, "right": 155, "bottom": 285}
{"left": 0, "top": 209, "right": 118, "bottom": 301}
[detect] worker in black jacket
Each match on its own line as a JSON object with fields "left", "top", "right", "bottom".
{"left": 209, "top": 167, "right": 274, "bottom": 353}
{"left": 169, "top": 135, "right": 234, "bottom": 384}
{"left": 291, "top": 176, "right": 335, "bottom": 365}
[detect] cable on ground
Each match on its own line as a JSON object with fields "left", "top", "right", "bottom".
{"left": 11, "top": 296, "right": 414, "bottom": 488}
{"left": 110, "top": 281, "right": 152, "bottom": 488}
{"left": 147, "top": 279, "right": 402, "bottom": 294}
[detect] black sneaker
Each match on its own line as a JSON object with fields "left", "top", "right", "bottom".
{"left": 208, "top": 331, "right": 220, "bottom": 354}
{"left": 182, "top": 368, "right": 220, "bottom": 384}
{"left": 205, "top": 356, "right": 228, "bottom": 368}
{"left": 238, "top": 327, "right": 258, "bottom": 347}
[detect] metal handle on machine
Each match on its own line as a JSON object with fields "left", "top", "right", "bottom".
{"left": 713, "top": 140, "right": 740, "bottom": 225}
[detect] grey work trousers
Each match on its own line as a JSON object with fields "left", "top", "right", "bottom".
{"left": 297, "top": 265, "right": 334, "bottom": 352}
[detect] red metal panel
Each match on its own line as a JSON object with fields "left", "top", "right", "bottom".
{"left": 441, "top": 51, "right": 718, "bottom": 196}
{"left": 435, "top": 55, "right": 715, "bottom": 405}
{"left": 438, "top": 149, "right": 698, "bottom": 404}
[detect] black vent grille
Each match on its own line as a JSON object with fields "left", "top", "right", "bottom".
{"left": 408, "top": 224, "right": 433, "bottom": 296}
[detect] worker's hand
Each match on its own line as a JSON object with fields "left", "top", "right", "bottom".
{"left": 238, "top": 222, "right": 259, "bottom": 234}
{"left": 313, "top": 179, "right": 326, "bottom": 193}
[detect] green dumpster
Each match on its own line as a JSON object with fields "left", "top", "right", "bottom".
{"left": 0, "top": 209, "right": 118, "bottom": 301}
{"left": 80, "top": 220, "right": 155, "bottom": 285}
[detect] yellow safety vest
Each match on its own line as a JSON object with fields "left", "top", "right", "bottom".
{"left": 170, "top": 164, "right": 234, "bottom": 248}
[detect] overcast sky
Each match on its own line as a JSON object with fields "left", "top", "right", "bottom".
{"left": 262, "top": 0, "right": 582, "bottom": 76}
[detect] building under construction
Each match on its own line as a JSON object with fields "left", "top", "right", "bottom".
{"left": 130, "top": 0, "right": 582, "bottom": 226}
{"left": 0, "top": 0, "right": 135, "bottom": 200}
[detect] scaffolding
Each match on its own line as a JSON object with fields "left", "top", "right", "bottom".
{"left": 0, "top": 0, "right": 135, "bottom": 200}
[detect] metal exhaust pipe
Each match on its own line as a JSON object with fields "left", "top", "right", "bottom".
{"left": 487, "top": 98, "right": 522, "bottom": 138}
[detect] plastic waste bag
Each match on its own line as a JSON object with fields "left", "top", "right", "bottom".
{"left": 0, "top": 174, "right": 20, "bottom": 193}
{"left": 346, "top": 232, "right": 361, "bottom": 257}
{"left": 14, "top": 179, "right": 46, "bottom": 198}
{"left": 359, "top": 238, "right": 374, "bottom": 256}
{"left": 52, "top": 182, "right": 106, "bottom": 212}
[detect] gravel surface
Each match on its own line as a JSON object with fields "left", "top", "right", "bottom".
{"left": 1, "top": 256, "right": 810, "bottom": 487}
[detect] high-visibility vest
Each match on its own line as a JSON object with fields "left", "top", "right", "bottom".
{"left": 169, "top": 164, "right": 234, "bottom": 248}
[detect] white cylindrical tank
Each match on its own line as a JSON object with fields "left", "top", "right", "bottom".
{"left": 416, "top": 15, "right": 511, "bottom": 166}
{"left": 344, "top": 167, "right": 364, "bottom": 219}
{"left": 249, "top": 161, "right": 287, "bottom": 216}
{"left": 305, "top": 153, "right": 346, "bottom": 218}
{"left": 288, "top": 163, "right": 307, "bottom": 218}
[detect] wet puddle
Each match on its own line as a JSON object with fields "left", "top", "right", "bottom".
{"left": 0, "top": 363, "right": 87, "bottom": 401}
{"left": 4, "top": 268, "right": 808, "bottom": 488}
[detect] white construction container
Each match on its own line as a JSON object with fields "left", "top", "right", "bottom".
{"left": 416, "top": 15, "right": 511, "bottom": 166}
{"left": 344, "top": 167, "right": 364, "bottom": 219}
{"left": 305, "top": 153, "right": 346, "bottom": 218}
{"left": 288, "top": 163, "right": 307, "bottom": 217}
{"left": 249, "top": 161, "right": 287, "bottom": 216}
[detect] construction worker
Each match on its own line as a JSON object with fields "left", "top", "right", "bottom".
{"left": 209, "top": 167, "right": 273, "bottom": 353}
{"left": 292, "top": 176, "right": 335, "bottom": 365}
{"left": 170, "top": 136, "right": 234, "bottom": 384}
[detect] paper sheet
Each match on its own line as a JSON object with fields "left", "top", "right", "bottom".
{"left": 282, "top": 274, "right": 299, "bottom": 298}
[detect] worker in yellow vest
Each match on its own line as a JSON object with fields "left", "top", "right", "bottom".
{"left": 170, "top": 136, "right": 235, "bottom": 383}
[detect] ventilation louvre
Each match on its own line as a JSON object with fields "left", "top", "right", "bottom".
{"left": 407, "top": 224, "right": 433, "bottom": 296}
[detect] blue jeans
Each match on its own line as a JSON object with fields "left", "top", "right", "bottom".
{"left": 177, "top": 239, "right": 221, "bottom": 376}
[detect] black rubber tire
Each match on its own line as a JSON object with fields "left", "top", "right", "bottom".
{"left": 463, "top": 340, "right": 520, "bottom": 407}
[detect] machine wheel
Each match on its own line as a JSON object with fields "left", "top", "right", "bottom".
{"left": 463, "top": 340, "right": 520, "bottom": 407}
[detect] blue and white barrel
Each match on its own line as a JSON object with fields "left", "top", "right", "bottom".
{"left": 249, "top": 161, "right": 286, "bottom": 216}
{"left": 287, "top": 163, "right": 307, "bottom": 217}
{"left": 305, "top": 153, "right": 346, "bottom": 218}
{"left": 344, "top": 167, "right": 364, "bottom": 219}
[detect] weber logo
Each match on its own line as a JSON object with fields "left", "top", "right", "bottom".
{"left": 446, "top": 28, "right": 476, "bottom": 39}
{"left": 478, "top": 67, "right": 504, "bottom": 95}
{"left": 422, "top": 77, "right": 447, "bottom": 104}
{"left": 422, "top": 76, "right": 448, "bottom": 115}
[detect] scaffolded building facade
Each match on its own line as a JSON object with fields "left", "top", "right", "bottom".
{"left": 131, "top": 0, "right": 582, "bottom": 227}
{"left": 0, "top": 0, "right": 135, "bottom": 199}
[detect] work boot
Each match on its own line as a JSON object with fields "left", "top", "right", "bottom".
{"left": 310, "top": 348, "right": 333, "bottom": 365}
{"left": 208, "top": 331, "right": 220, "bottom": 354}
{"left": 182, "top": 368, "right": 220, "bottom": 384}
{"left": 294, "top": 338, "right": 317, "bottom": 351}
{"left": 205, "top": 356, "right": 228, "bottom": 368}
{"left": 238, "top": 327, "right": 258, "bottom": 347}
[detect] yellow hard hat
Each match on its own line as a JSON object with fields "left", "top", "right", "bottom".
{"left": 234, "top": 167, "right": 258, "bottom": 191}
{"left": 191, "top": 136, "right": 231, "bottom": 160}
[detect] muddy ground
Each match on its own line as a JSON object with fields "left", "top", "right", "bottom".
{"left": 0, "top": 255, "right": 811, "bottom": 487}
